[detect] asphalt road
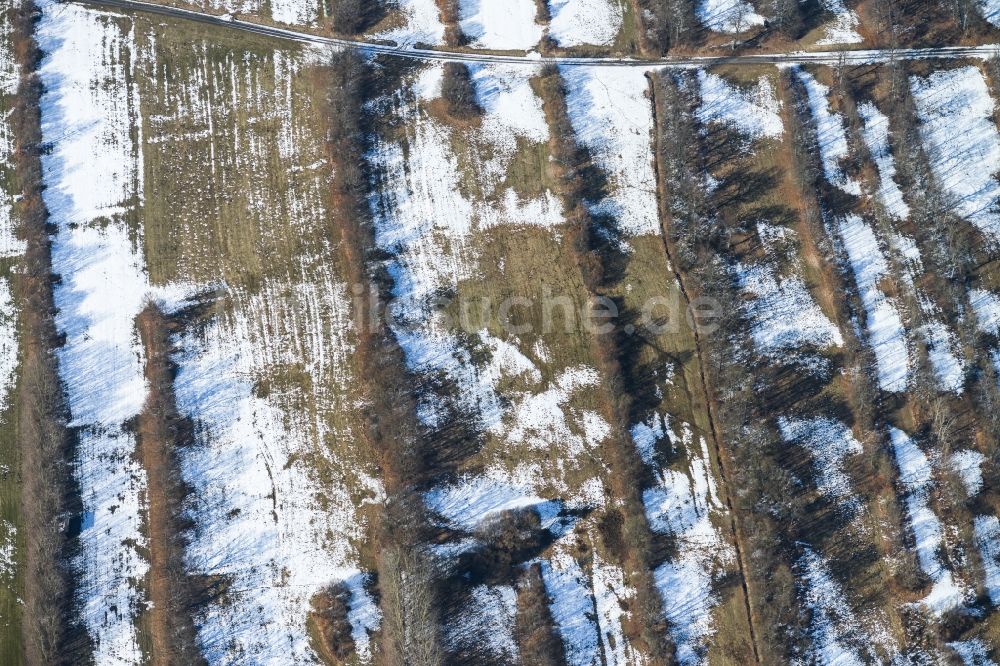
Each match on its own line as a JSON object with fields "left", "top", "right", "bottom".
{"left": 68, "top": 0, "right": 1000, "bottom": 67}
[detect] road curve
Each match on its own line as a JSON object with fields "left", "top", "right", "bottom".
{"left": 70, "top": 0, "right": 1000, "bottom": 66}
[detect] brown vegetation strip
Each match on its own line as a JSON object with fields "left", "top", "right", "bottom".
{"left": 325, "top": 52, "right": 444, "bottom": 665}
{"left": 10, "top": 3, "right": 89, "bottom": 663}
{"left": 647, "top": 72, "right": 761, "bottom": 665}
{"left": 134, "top": 304, "right": 204, "bottom": 666}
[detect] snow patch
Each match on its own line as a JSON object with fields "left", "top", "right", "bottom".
{"left": 547, "top": 0, "right": 623, "bottom": 46}
{"left": 447, "top": 585, "right": 519, "bottom": 661}
{"left": 644, "top": 436, "right": 732, "bottom": 665}
{"left": 777, "top": 417, "right": 862, "bottom": 514}
{"left": 974, "top": 514, "right": 1000, "bottom": 606}
{"left": 891, "top": 427, "right": 969, "bottom": 614}
{"left": 374, "top": 0, "right": 445, "bottom": 47}
{"left": 951, "top": 450, "right": 985, "bottom": 497}
{"left": 592, "top": 552, "right": 644, "bottom": 665}
{"left": 696, "top": 0, "right": 765, "bottom": 33}
{"left": 270, "top": 0, "right": 317, "bottom": 26}
{"left": 425, "top": 469, "right": 568, "bottom": 533}
{"left": 736, "top": 261, "right": 844, "bottom": 356}
{"left": 920, "top": 320, "right": 965, "bottom": 393}
{"left": 857, "top": 101, "right": 910, "bottom": 220}
{"left": 948, "top": 639, "right": 998, "bottom": 666}
{"left": 971, "top": 288, "right": 1000, "bottom": 336}
{"left": 561, "top": 66, "right": 660, "bottom": 236}
{"left": 836, "top": 215, "right": 909, "bottom": 392}
{"left": 795, "top": 69, "right": 861, "bottom": 196}
{"left": 696, "top": 70, "right": 783, "bottom": 140}
{"left": 459, "top": 0, "right": 542, "bottom": 50}
{"left": 816, "top": 0, "right": 863, "bottom": 45}
{"left": 911, "top": 66, "right": 1000, "bottom": 240}
{"left": 540, "top": 551, "right": 601, "bottom": 666}
{"left": 799, "top": 549, "right": 866, "bottom": 666}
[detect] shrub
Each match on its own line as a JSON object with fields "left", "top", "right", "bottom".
{"left": 441, "top": 62, "right": 480, "bottom": 119}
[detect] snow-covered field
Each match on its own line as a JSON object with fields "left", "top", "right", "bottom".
{"left": 136, "top": 40, "right": 384, "bottom": 663}
{"left": 911, "top": 66, "right": 1000, "bottom": 241}
{"left": 459, "top": 0, "right": 542, "bottom": 50}
{"left": 373, "top": 62, "right": 636, "bottom": 662}
{"left": 546, "top": 0, "right": 623, "bottom": 46}
{"left": 37, "top": 4, "right": 154, "bottom": 661}
{"left": 561, "top": 66, "right": 659, "bottom": 236}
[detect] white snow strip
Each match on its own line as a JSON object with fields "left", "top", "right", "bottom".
{"left": 982, "top": 0, "right": 1000, "bottom": 27}
{"left": 950, "top": 450, "right": 985, "bottom": 497}
{"left": 425, "top": 469, "right": 567, "bottom": 532}
{"left": 890, "top": 427, "right": 969, "bottom": 614}
{"left": 540, "top": 551, "right": 601, "bottom": 666}
{"left": 561, "top": 66, "right": 660, "bottom": 236}
{"left": 796, "top": 69, "right": 861, "bottom": 196}
{"left": 736, "top": 262, "right": 844, "bottom": 356}
{"left": 799, "top": 549, "right": 865, "bottom": 666}
{"left": 447, "top": 585, "right": 519, "bottom": 661}
{"left": 0, "top": 520, "right": 14, "bottom": 583}
{"left": 837, "top": 214, "right": 909, "bottom": 392}
{"left": 948, "top": 639, "right": 998, "bottom": 666}
{"left": 857, "top": 101, "right": 910, "bottom": 220}
{"left": 592, "top": 551, "right": 645, "bottom": 665}
{"left": 920, "top": 320, "right": 965, "bottom": 393}
{"left": 373, "top": 0, "right": 445, "bottom": 47}
{"left": 975, "top": 514, "right": 1000, "bottom": 606}
{"left": 696, "top": 0, "right": 764, "bottom": 34}
{"left": 777, "top": 417, "right": 862, "bottom": 514}
{"left": 270, "top": 0, "right": 317, "bottom": 26}
{"left": 644, "top": 436, "right": 731, "bottom": 665}
{"left": 816, "top": 0, "right": 863, "bottom": 45}
{"left": 910, "top": 66, "right": 1000, "bottom": 240}
{"left": 696, "top": 70, "right": 783, "bottom": 140}
{"left": 971, "top": 288, "right": 1000, "bottom": 336}
{"left": 0, "top": 279, "right": 18, "bottom": 416}
{"left": 0, "top": 19, "right": 23, "bottom": 260}
{"left": 547, "top": 0, "right": 623, "bottom": 46}
{"left": 38, "top": 5, "right": 151, "bottom": 662}
{"left": 174, "top": 282, "right": 381, "bottom": 664}
{"left": 459, "top": 0, "right": 542, "bottom": 50}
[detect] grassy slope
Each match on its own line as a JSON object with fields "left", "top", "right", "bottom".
{"left": 133, "top": 16, "right": 382, "bottom": 664}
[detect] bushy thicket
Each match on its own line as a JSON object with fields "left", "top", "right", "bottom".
{"left": 10, "top": 3, "right": 91, "bottom": 663}
{"left": 326, "top": 51, "right": 445, "bottom": 665}
{"left": 441, "top": 62, "right": 480, "bottom": 119}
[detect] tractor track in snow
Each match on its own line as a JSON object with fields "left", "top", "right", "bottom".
{"left": 66, "top": 0, "right": 1000, "bottom": 67}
